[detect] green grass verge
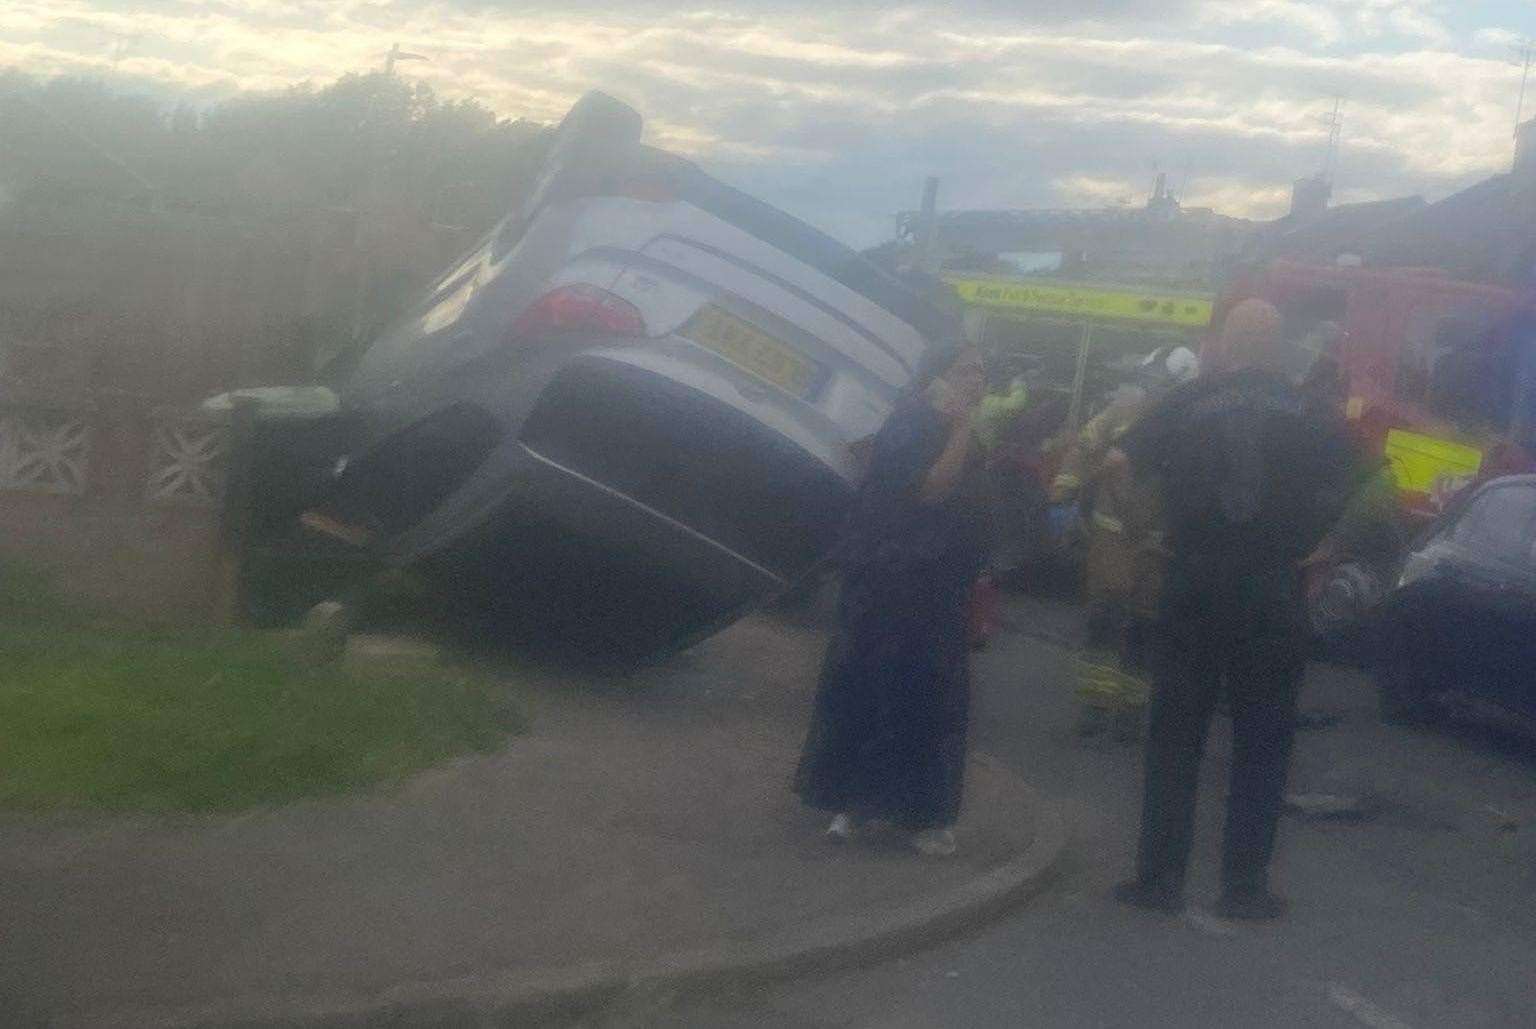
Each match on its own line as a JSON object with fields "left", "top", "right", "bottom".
{"left": 0, "top": 562, "right": 523, "bottom": 813}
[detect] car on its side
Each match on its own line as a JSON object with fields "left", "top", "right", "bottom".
{"left": 1375, "top": 474, "right": 1536, "bottom": 730}
{"left": 302, "top": 91, "right": 955, "bottom": 661}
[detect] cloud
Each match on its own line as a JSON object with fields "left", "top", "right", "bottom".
{"left": 0, "top": 0, "right": 1526, "bottom": 245}
{"left": 1051, "top": 175, "right": 1144, "bottom": 207}
{"left": 1384, "top": 6, "right": 1449, "bottom": 47}
{"left": 1182, "top": 176, "right": 1294, "bottom": 218}
{"left": 1198, "top": 1, "right": 1346, "bottom": 46}
{"left": 1197, "top": 0, "right": 1453, "bottom": 49}
{"left": 1474, "top": 27, "right": 1522, "bottom": 48}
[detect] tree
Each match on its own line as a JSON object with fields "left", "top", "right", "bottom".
{"left": 0, "top": 70, "right": 549, "bottom": 233}
{"left": 0, "top": 74, "right": 165, "bottom": 203}
{"left": 0, "top": 71, "right": 553, "bottom": 394}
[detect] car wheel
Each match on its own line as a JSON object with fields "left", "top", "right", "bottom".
{"left": 1309, "top": 561, "right": 1382, "bottom": 652}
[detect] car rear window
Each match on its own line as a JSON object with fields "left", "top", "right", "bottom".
{"left": 1455, "top": 484, "right": 1536, "bottom": 558}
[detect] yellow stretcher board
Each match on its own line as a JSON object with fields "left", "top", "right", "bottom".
{"left": 1384, "top": 428, "right": 1483, "bottom": 495}
{"left": 946, "top": 277, "right": 1214, "bottom": 329}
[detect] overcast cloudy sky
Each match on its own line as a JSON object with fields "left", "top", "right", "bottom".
{"left": 4, "top": 1, "right": 1536, "bottom": 244}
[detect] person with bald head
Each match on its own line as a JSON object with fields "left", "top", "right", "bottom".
{"left": 1111, "top": 298, "right": 1359, "bottom": 920}
{"left": 1204, "top": 297, "right": 1285, "bottom": 375}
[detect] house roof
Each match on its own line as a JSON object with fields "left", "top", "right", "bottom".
{"left": 1245, "top": 196, "right": 1426, "bottom": 265}
{"left": 1362, "top": 173, "right": 1535, "bottom": 287}
{"left": 1244, "top": 167, "right": 1536, "bottom": 290}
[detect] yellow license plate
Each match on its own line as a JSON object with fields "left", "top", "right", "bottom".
{"left": 682, "top": 306, "right": 818, "bottom": 398}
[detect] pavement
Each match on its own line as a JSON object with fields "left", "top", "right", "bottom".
{"left": 651, "top": 594, "right": 1536, "bottom": 1029}
{"left": 0, "top": 615, "right": 1064, "bottom": 1028}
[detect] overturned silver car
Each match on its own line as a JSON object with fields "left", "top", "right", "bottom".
{"left": 279, "top": 92, "right": 955, "bottom": 659}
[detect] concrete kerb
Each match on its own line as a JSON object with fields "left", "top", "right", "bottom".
{"left": 115, "top": 760, "right": 1069, "bottom": 1029}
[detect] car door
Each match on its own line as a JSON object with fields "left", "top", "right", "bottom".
{"left": 1440, "top": 483, "right": 1536, "bottom": 715}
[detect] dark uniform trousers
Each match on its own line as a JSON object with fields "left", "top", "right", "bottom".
{"left": 1134, "top": 554, "right": 1304, "bottom": 895}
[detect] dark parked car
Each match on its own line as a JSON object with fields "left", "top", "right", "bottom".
{"left": 225, "top": 91, "right": 955, "bottom": 661}
{"left": 1376, "top": 475, "right": 1536, "bottom": 728}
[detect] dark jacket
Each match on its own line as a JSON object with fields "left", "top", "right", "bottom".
{"left": 1120, "top": 368, "right": 1358, "bottom": 570}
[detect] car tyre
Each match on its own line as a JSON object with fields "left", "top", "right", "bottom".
{"left": 1308, "top": 561, "right": 1382, "bottom": 663}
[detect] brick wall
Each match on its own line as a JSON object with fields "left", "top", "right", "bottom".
{"left": 0, "top": 198, "right": 470, "bottom": 622}
{"left": 0, "top": 396, "right": 230, "bottom": 622}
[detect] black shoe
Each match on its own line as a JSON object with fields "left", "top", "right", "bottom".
{"left": 1214, "top": 888, "right": 1289, "bottom": 921}
{"left": 1112, "top": 879, "right": 1185, "bottom": 914}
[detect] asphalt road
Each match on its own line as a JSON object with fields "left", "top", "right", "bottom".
{"left": 624, "top": 595, "right": 1536, "bottom": 1029}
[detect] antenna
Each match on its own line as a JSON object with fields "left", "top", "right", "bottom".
{"left": 1319, "top": 96, "right": 1345, "bottom": 183}
{"left": 1513, "top": 39, "right": 1536, "bottom": 136}
{"left": 384, "top": 43, "right": 429, "bottom": 76}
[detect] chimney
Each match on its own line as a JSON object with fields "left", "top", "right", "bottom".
{"left": 1290, "top": 174, "right": 1332, "bottom": 219}
{"left": 1146, "top": 171, "right": 1179, "bottom": 221}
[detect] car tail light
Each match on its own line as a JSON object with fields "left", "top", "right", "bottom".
{"left": 513, "top": 283, "right": 646, "bottom": 338}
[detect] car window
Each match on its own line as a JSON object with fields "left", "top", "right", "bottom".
{"left": 1455, "top": 485, "right": 1536, "bottom": 558}
{"left": 1398, "top": 303, "right": 1509, "bottom": 436}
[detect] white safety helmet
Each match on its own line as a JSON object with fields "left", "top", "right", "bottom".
{"left": 1137, "top": 346, "right": 1200, "bottom": 387}
{"left": 1164, "top": 346, "right": 1200, "bottom": 384}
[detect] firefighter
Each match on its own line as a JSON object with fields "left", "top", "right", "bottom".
{"left": 973, "top": 375, "right": 1032, "bottom": 453}
{"left": 1113, "top": 299, "right": 1358, "bottom": 920}
{"left": 1054, "top": 347, "right": 1198, "bottom": 742}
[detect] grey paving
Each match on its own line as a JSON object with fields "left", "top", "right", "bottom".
{"left": 641, "top": 596, "right": 1536, "bottom": 1029}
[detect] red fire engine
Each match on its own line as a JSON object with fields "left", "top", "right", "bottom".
{"left": 1213, "top": 259, "right": 1535, "bottom": 519}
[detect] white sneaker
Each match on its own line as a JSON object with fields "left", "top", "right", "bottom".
{"left": 912, "top": 828, "right": 957, "bottom": 857}
{"left": 826, "top": 813, "right": 856, "bottom": 843}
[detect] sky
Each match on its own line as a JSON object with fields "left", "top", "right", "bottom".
{"left": 4, "top": 1, "right": 1536, "bottom": 246}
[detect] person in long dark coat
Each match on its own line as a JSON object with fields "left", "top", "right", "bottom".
{"left": 794, "top": 346, "right": 989, "bottom": 857}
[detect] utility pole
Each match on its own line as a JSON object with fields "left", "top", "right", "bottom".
{"left": 1513, "top": 40, "right": 1536, "bottom": 136}
{"left": 1320, "top": 96, "right": 1345, "bottom": 183}
{"left": 1067, "top": 321, "right": 1093, "bottom": 434}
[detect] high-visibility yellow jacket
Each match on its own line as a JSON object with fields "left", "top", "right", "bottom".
{"left": 1052, "top": 397, "right": 1166, "bottom": 617}
{"left": 972, "top": 381, "right": 1031, "bottom": 453}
